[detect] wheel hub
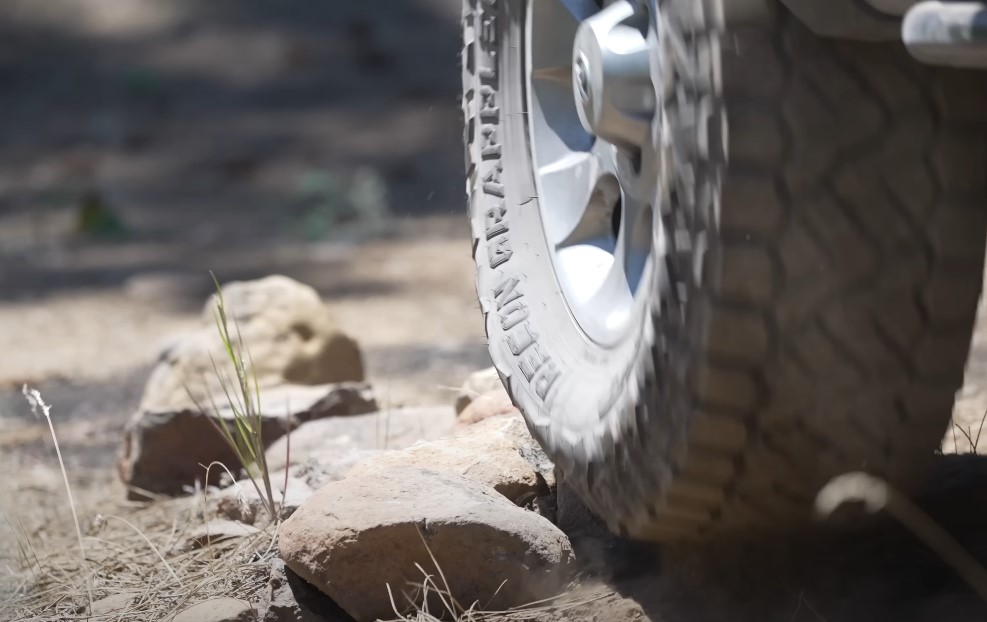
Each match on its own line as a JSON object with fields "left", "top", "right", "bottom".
{"left": 572, "top": 1, "right": 656, "bottom": 148}
{"left": 526, "top": 0, "right": 663, "bottom": 345}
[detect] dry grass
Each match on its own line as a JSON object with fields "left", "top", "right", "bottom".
{"left": 378, "top": 527, "right": 599, "bottom": 622}
{"left": 948, "top": 409, "right": 987, "bottom": 455}
{"left": 192, "top": 274, "right": 283, "bottom": 523}
{"left": 383, "top": 582, "right": 608, "bottom": 622}
{"left": 0, "top": 387, "right": 277, "bottom": 622}
{"left": 384, "top": 576, "right": 607, "bottom": 622}
{"left": 2, "top": 482, "right": 277, "bottom": 622}
{"left": 0, "top": 284, "right": 299, "bottom": 621}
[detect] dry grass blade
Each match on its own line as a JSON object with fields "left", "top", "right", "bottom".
{"left": 2, "top": 512, "right": 40, "bottom": 579}
{"left": 99, "top": 515, "right": 182, "bottom": 586}
{"left": 975, "top": 408, "right": 987, "bottom": 453}
{"left": 21, "top": 386, "right": 93, "bottom": 616}
{"left": 959, "top": 424, "right": 976, "bottom": 451}
{"left": 414, "top": 524, "right": 464, "bottom": 615}
{"left": 387, "top": 583, "right": 410, "bottom": 621}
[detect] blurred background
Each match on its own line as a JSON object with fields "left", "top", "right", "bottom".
{"left": 0, "top": 0, "right": 486, "bottom": 461}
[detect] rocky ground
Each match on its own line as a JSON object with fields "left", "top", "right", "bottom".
{"left": 6, "top": 1, "right": 987, "bottom": 621}
{"left": 6, "top": 270, "right": 987, "bottom": 622}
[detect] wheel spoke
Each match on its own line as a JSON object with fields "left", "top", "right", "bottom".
{"left": 591, "top": 138, "right": 619, "bottom": 177}
{"left": 530, "top": 0, "right": 598, "bottom": 72}
{"left": 580, "top": 237, "right": 634, "bottom": 333}
{"left": 524, "top": 0, "right": 659, "bottom": 345}
{"left": 618, "top": 193, "right": 654, "bottom": 290}
{"left": 543, "top": 149, "right": 618, "bottom": 247}
{"left": 531, "top": 64, "right": 573, "bottom": 85}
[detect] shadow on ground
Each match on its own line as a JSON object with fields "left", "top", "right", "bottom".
{"left": 584, "top": 454, "right": 987, "bottom": 622}
{"left": 0, "top": 0, "right": 464, "bottom": 301}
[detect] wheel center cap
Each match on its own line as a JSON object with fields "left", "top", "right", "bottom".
{"left": 574, "top": 53, "right": 592, "bottom": 105}
{"left": 572, "top": 0, "right": 655, "bottom": 149}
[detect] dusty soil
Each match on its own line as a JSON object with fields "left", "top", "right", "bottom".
{"left": 5, "top": 1, "right": 987, "bottom": 621}
{"left": 0, "top": 3, "right": 490, "bottom": 617}
{"left": 0, "top": 0, "right": 486, "bottom": 450}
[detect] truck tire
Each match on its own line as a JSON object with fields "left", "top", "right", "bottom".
{"left": 462, "top": 0, "right": 987, "bottom": 541}
{"left": 779, "top": 0, "right": 900, "bottom": 40}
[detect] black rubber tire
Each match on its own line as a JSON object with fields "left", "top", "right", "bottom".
{"left": 462, "top": 0, "right": 987, "bottom": 541}
{"left": 779, "top": 0, "right": 900, "bottom": 40}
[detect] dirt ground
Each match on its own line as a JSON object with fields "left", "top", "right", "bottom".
{"left": 0, "top": 0, "right": 487, "bottom": 444}
{"left": 0, "top": 2, "right": 489, "bottom": 617}
{"left": 6, "top": 1, "right": 987, "bottom": 621}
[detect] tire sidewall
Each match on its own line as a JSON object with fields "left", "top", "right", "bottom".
{"left": 466, "top": 0, "right": 660, "bottom": 468}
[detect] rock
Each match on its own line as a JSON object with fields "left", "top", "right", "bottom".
{"left": 288, "top": 449, "right": 384, "bottom": 490}
{"left": 456, "top": 388, "right": 518, "bottom": 427}
{"left": 278, "top": 468, "right": 575, "bottom": 622}
{"left": 141, "top": 275, "right": 364, "bottom": 412}
{"left": 454, "top": 367, "right": 504, "bottom": 414}
{"left": 265, "top": 406, "right": 456, "bottom": 472}
{"left": 186, "top": 519, "right": 261, "bottom": 549}
{"left": 84, "top": 592, "right": 138, "bottom": 617}
{"left": 118, "top": 383, "right": 376, "bottom": 498}
{"left": 262, "top": 559, "right": 351, "bottom": 622}
{"left": 347, "top": 416, "right": 553, "bottom": 504}
{"left": 217, "top": 476, "right": 313, "bottom": 525}
{"left": 172, "top": 597, "right": 257, "bottom": 622}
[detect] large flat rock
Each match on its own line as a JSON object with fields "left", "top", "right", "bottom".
{"left": 347, "top": 415, "right": 553, "bottom": 504}
{"left": 278, "top": 468, "right": 575, "bottom": 622}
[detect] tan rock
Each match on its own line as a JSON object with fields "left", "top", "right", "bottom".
{"left": 264, "top": 406, "right": 456, "bottom": 472}
{"left": 118, "top": 383, "right": 376, "bottom": 498}
{"left": 83, "top": 593, "right": 138, "bottom": 617}
{"left": 141, "top": 275, "right": 364, "bottom": 412}
{"left": 456, "top": 387, "right": 518, "bottom": 427}
{"left": 287, "top": 448, "right": 384, "bottom": 491}
{"left": 454, "top": 366, "right": 504, "bottom": 414}
{"left": 186, "top": 519, "right": 261, "bottom": 550}
{"left": 347, "top": 415, "right": 552, "bottom": 504}
{"left": 278, "top": 468, "right": 574, "bottom": 622}
{"left": 172, "top": 597, "right": 257, "bottom": 622}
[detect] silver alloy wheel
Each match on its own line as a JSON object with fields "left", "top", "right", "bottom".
{"left": 526, "top": 0, "right": 663, "bottom": 346}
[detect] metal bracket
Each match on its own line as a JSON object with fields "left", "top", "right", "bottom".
{"left": 903, "top": 1, "right": 987, "bottom": 68}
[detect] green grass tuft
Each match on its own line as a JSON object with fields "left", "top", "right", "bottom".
{"left": 190, "top": 273, "right": 282, "bottom": 523}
